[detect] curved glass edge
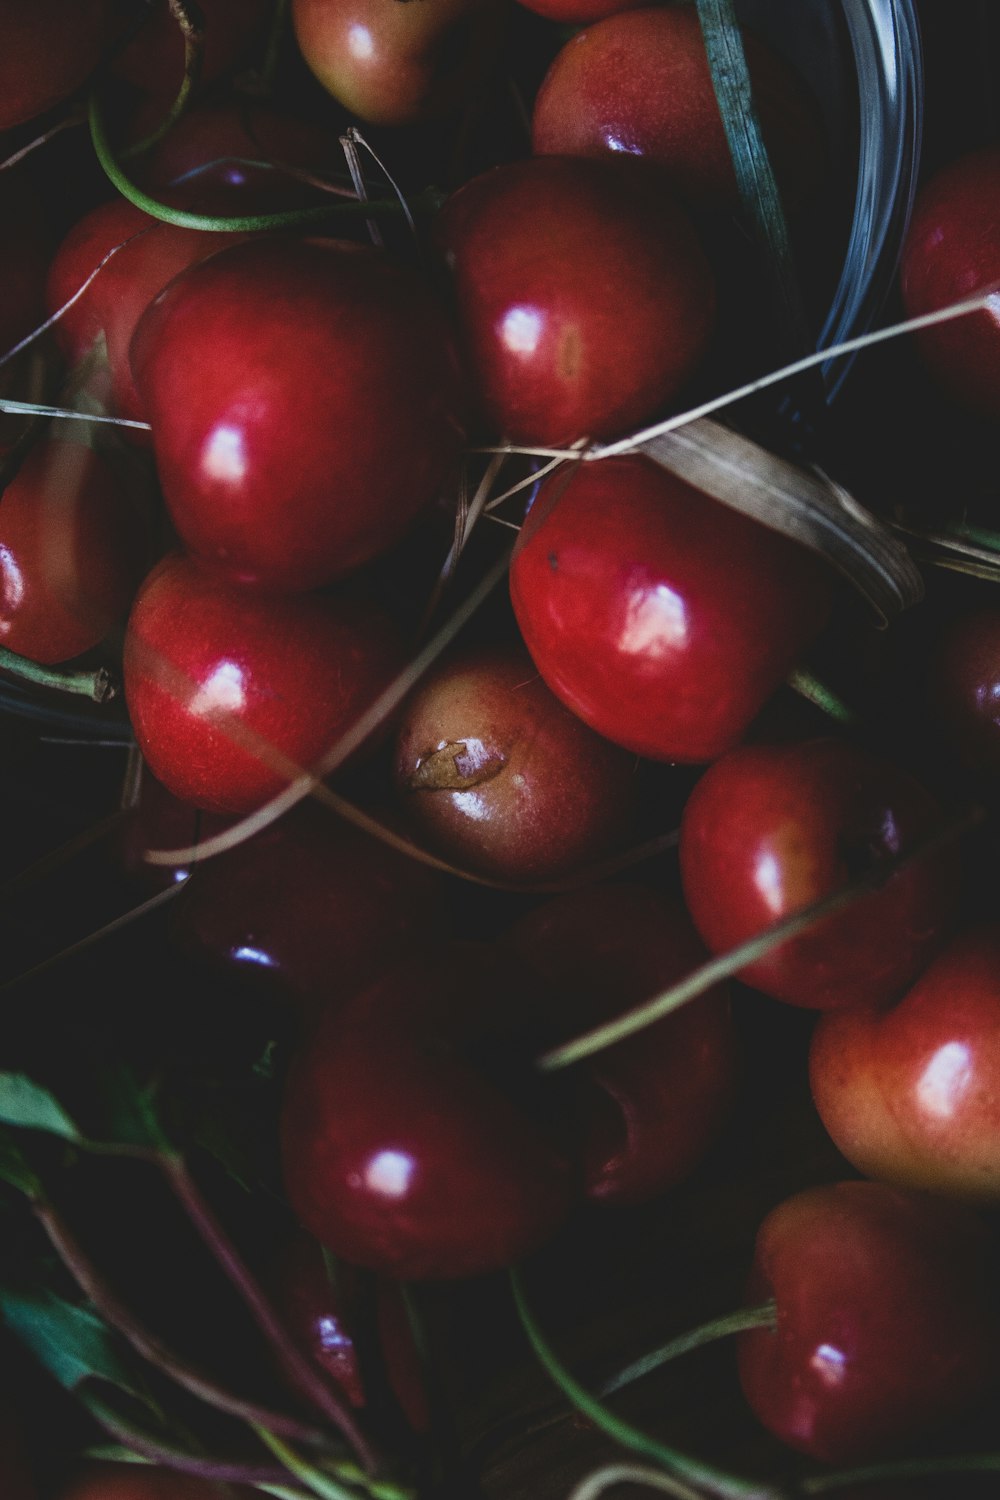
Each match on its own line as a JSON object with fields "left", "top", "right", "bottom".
{"left": 820, "top": 0, "right": 924, "bottom": 398}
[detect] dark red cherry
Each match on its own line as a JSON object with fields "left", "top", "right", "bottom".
{"left": 175, "top": 806, "right": 445, "bottom": 1015}
{"left": 531, "top": 5, "right": 824, "bottom": 210}
{"left": 130, "top": 237, "right": 465, "bottom": 592}
{"left": 737, "top": 1181, "right": 997, "bottom": 1462}
{"left": 509, "top": 455, "right": 834, "bottom": 762}
{"left": 506, "top": 884, "right": 737, "bottom": 1205}
{"left": 0, "top": 2, "right": 115, "bottom": 131}
{"left": 679, "top": 738, "right": 959, "bottom": 1010}
{"left": 122, "top": 553, "right": 403, "bottom": 815}
{"left": 0, "top": 439, "right": 144, "bottom": 663}
{"left": 438, "top": 156, "right": 714, "bottom": 446}
{"left": 116, "top": 774, "right": 233, "bottom": 895}
{"left": 923, "top": 605, "right": 1000, "bottom": 773}
{"left": 900, "top": 146, "right": 1000, "bottom": 419}
{"left": 280, "top": 944, "right": 577, "bottom": 1279}
{"left": 810, "top": 925, "right": 1000, "bottom": 1199}
{"left": 393, "top": 643, "right": 637, "bottom": 882}
{"left": 271, "top": 1232, "right": 365, "bottom": 1406}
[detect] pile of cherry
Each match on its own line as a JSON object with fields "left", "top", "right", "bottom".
{"left": 1, "top": 2, "right": 1000, "bottom": 1498}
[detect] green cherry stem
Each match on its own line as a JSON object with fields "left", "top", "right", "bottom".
{"left": 510, "top": 1270, "right": 782, "bottom": 1500}
{"left": 801, "top": 1454, "right": 1000, "bottom": 1494}
{"left": 599, "top": 1302, "right": 777, "bottom": 1399}
{"left": 537, "top": 803, "right": 982, "bottom": 1070}
{"left": 786, "top": 668, "right": 857, "bottom": 725}
{"left": 0, "top": 646, "right": 118, "bottom": 702}
{"left": 121, "top": 0, "right": 206, "bottom": 160}
{"left": 89, "top": 92, "right": 444, "bottom": 233}
{"left": 255, "top": 1429, "right": 412, "bottom": 1500}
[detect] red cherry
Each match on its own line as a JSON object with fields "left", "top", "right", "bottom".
{"left": 924, "top": 606, "right": 1000, "bottom": 773}
{"left": 531, "top": 5, "right": 824, "bottom": 210}
{"left": 679, "top": 738, "right": 959, "bottom": 1010}
{"left": 737, "top": 1181, "right": 997, "bottom": 1462}
{"left": 122, "top": 553, "right": 403, "bottom": 815}
{"left": 280, "top": 944, "right": 577, "bottom": 1279}
{"left": 46, "top": 199, "right": 245, "bottom": 433}
{"left": 271, "top": 1232, "right": 366, "bottom": 1406}
{"left": 900, "top": 146, "right": 1000, "bottom": 419}
{"left": 0, "top": 439, "right": 144, "bottom": 663}
{"left": 393, "top": 643, "right": 637, "bottom": 882}
{"left": 505, "top": 884, "right": 737, "bottom": 1205}
{"left": 810, "top": 925, "right": 1000, "bottom": 1199}
{"left": 509, "top": 455, "right": 834, "bottom": 762}
{"left": 0, "top": 3, "right": 115, "bottom": 131}
{"left": 130, "top": 237, "right": 465, "bottom": 592}
{"left": 438, "top": 156, "right": 715, "bottom": 445}
{"left": 58, "top": 1464, "right": 258, "bottom": 1500}
{"left": 175, "top": 806, "right": 445, "bottom": 1015}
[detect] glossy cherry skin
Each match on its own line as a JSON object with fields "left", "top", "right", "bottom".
{"left": 737, "top": 1181, "right": 997, "bottom": 1462}
{"left": 810, "top": 926, "right": 1000, "bottom": 1199}
{"left": 292, "top": 0, "right": 504, "bottom": 126}
{"left": 0, "top": 439, "right": 144, "bottom": 663}
{"left": 271, "top": 1231, "right": 365, "bottom": 1406}
{"left": 123, "top": 553, "right": 403, "bottom": 815}
{"left": 900, "top": 147, "right": 1000, "bottom": 419}
{"left": 59, "top": 1463, "right": 257, "bottom": 1499}
{"left": 131, "top": 237, "right": 465, "bottom": 592}
{"left": 0, "top": 2, "right": 115, "bottom": 130}
{"left": 438, "top": 156, "right": 714, "bottom": 446}
{"left": 394, "top": 643, "right": 637, "bottom": 882}
{"left": 509, "top": 456, "right": 833, "bottom": 762}
{"left": 175, "top": 806, "right": 445, "bottom": 1015}
{"left": 505, "top": 884, "right": 737, "bottom": 1205}
{"left": 679, "top": 738, "right": 958, "bottom": 1010}
{"left": 46, "top": 199, "right": 245, "bottom": 433}
{"left": 281, "top": 944, "right": 577, "bottom": 1279}
{"left": 924, "top": 606, "right": 1000, "bottom": 773}
{"left": 531, "top": 5, "right": 824, "bottom": 211}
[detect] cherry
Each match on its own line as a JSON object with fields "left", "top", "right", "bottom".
{"left": 175, "top": 805, "right": 445, "bottom": 1014}
{"left": 122, "top": 552, "right": 403, "bottom": 815}
{"left": 531, "top": 4, "right": 824, "bottom": 210}
{"left": 59, "top": 1463, "right": 257, "bottom": 1499}
{"left": 46, "top": 199, "right": 245, "bottom": 433}
{"left": 0, "top": 439, "right": 145, "bottom": 664}
{"left": 810, "top": 924, "right": 1000, "bottom": 1199}
{"left": 130, "top": 237, "right": 466, "bottom": 592}
{"left": 271, "top": 1231, "right": 365, "bottom": 1406}
{"left": 900, "top": 146, "right": 1000, "bottom": 420}
{"left": 437, "top": 156, "right": 715, "bottom": 446}
{"left": 393, "top": 643, "right": 637, "bottom": 882}
{"left": 291, "top": 0, "right": 505, "bottom": 127}
{"left": 516, "top": 0, "right": 636, "bottom": 25}
{"left": 0, "top": 3, "right": 115, "bottom": 131}
{"left": 505, "top": 884, "right": 737, "bottom": 1205}
{"left": 117, "top": 774, "right": 233, "bottom": 894}
{"left": 509, "top": 455, "right": 834, "bottom": 762}
{"left": 923, "top": 605, "right": 1000, "bottom": 774}
{"left": 679, "top": 738, "right": 959, "bottom": 1010}
{"left": 280, "top": 944, "right": 577, "bottom": 1279}
{"left": 736, "top": 1180, "right": 997, "bottom": 1462}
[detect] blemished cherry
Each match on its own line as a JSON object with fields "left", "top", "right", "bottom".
{"left": 736, "top": 1180, "right": 997, "bottom": 1462}
{"left": 531, "top": 4, "right": 824, "bottom": 211}
{"left": 679, "top": 738, "right": 959, "bottom": 1010}
{"left": 505, "top": 884, "right": 737, "bottom": 1205}
{"left": 291, "top": 0, "right": 505, "bottom": 126}
{"left": 900, "top": 146, "right": 1000, "bottom": 420}
{"left": 0, "top": 3, "right": 115, "bottom": 131}
{"left": 280, "top": 944, "right": 577, "bottom": 1280}
{"left": 46, "top": 199, "right": 246, "bottom": 433}
{"left": 59, "top": 1463, "right": 257, "bottom": 1498}
{"left": 437, "top": 156, "right": 715, "bottom": 446}
{"left": 393, "top": 643, "right": 637, "bottom": 882}
{"left": 130, "top": 237, "right": 466, "bottom": 592}
{"left": 122, "top": 552, "right": 403, "bottom": 815}
{"left": 509, "top": 455, "right": 834, "bottom": 762}
{"left": 923, "top": 605, "right": 1000, "bottom": 774}
{"left": 810, "top": 925, "right": 1000, "bottom": 1199}
{"left": 0, "top": 439, "right": 145, "bottom": 664}
{"left": 175, "top": 806, "right": 445, "bottom": 1014}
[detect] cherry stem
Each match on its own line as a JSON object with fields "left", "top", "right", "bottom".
{"left": 89, "top": 92, "right": 444, "bottom": 233}
{"left": 122, "top": 0, "right": 206, "bottom": 160}
{"left": 537, "top": 803, "right": 983, "bottom": 1070}
{"left": 568, "top": 1463, "right": 726, "bottom": 1500}
{"left": 0, "top": 646, "right": 118, "bottom": 703}
{"left": 510, "top": 1270, "right": 782, "bottom": 1500}
{"left": 599, "top": 1301, "right": 777, "bottom": 1398}
{"left": 255, "top": 1429, "right": 412, "bottom": 1500}
{"left": 786, "top": 668, "right": 857, "bottom": 725}
{"left": 81, "top": 1388, "right": 292, "bottom": 1486}
{"left": 801, "top": 1454, "right": 1000, "bottom": 1493}
{"left": 695, "top": 0, "right": 808, "bottom": 365}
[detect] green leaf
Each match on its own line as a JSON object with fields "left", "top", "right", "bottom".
{"left": 0, "top": 1288, "right": 136, "bottom": 1394}
{"left": 0, "top": 1074, "right": 81, "bottom": 1140}
{"left": 0, "top": 1132, "right": 43, "bottom": 1196}
{"left": 97, "top": 1068, "right": 173, "bottom": 1154}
